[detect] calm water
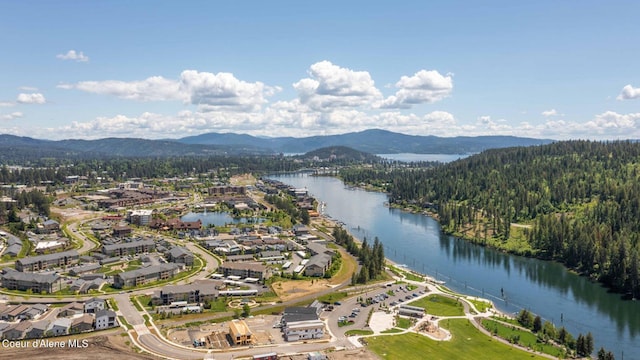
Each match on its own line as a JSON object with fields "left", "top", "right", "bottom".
{"left": 270, "top": 173, "right": 639, "bottom": 358}
{"left": 378, "top": 153, "right": 471, "bottom": 162}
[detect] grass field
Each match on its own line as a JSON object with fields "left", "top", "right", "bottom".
{"left": 409, "top": 294, "right": 465, "bottom": 316}
{"left": 395, "top": 316, "right": 413, "bottom": 329}
{"left": 367, "top": 319, "right": 548, "bottom": 360}
{"left": 468, "top": 298, "right": 492, "bottom": 312}
{"left": 481, "top": 319, "right": 566, "bottom": 358}
{"left": 345, "top": 329, "right": 374, "bottom": 336}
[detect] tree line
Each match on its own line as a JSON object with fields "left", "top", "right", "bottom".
{"left": 332, "top": 227, "right": 385, "bottom": 284}
{"left": 341, "top": 140, "right": 640, "bottom": 297}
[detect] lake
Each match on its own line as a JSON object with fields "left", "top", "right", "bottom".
{"left": 270, "top": 172, "right": 639, "bottom": 358}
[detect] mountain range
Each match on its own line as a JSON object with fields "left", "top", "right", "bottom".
{"left": 0, "top": 129, "right": 552, "bottom": 159}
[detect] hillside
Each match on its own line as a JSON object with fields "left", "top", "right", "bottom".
{"left": 300, "top": 146, "right": 381, "bottom": 163}
{"left": 342, "top": 140, "right": 640, "bottom": 297}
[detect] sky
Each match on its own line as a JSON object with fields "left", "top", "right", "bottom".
{"left": 1, "top": 1, "right": 639, "bottom": 141}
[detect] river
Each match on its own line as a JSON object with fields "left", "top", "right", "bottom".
{"left": 269, "top": 172, "right": 639, "bottom": 358}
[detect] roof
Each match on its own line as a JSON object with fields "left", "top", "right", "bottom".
{"left": 86, "top": 297, "right": 105, "bottom": 305}
{"left": 2, "top": 269, "right": 60, "bottom": 284}
{"left": 169, "top": 246, "right": 193, "bottom": 258}
{"left": 220, "top": 261, "right": 266, "bottom": 272}
{"left": 16, "top": 250, "right": 79, "bottom": 266}
{"left": 50, "top": 317, "right": 73, "bottom": 329}
{"left": 103, "top": 239, "right": 155, "bottom": 252}
{"left": 43, "top": 219, "right": 60, "bottom": 226}
{"left": 115, "top": 263, "right": 178, "bottom": 281}
{"left": 282, "top": 307, "right": 319, "bottom": 323}
{"left": 229, "top": 319, "right": 252, "bottom": 336}
{"left": 72, "top": 313, "right": 95, "bottom": 326}
{"left": 5, "top": 244, "right": 22, "bottom": 255}
{"left": 30, "top": 320, "right": 50, "bottom": 331}
{"left": 306, "top": 254, "right": 332, "bottom": 268}
{"left": 161, "top": 280, "right": 219, "bottom": 296}
{"left": 129, "top": 209, "right": 153, "bottom": 216}
{"left": 96, "top": 309, "right": 116, "bottom": 318}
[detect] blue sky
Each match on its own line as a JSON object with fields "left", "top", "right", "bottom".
{"left": 1, "top": 1, "right": 639, "bottom": 140}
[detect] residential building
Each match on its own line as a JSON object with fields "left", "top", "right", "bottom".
{"left": 70, "top": 314, "right": 95, "bottom": 333}
{"left": 15, "top": 250, "right": 79, "bottom": 272}
{"left": 151, "top": 280, "right": 220, "bottom": 306}
{"left": 102, "top": 239, "right": 155, "bottom": 257}
{"left": 112, "top": 263, "right": 179, "bottom": 288}
{"left": 127, "top": 209, "right": 153, "bottom": 226}
{"left": 218, "top": 262, "right": 270, "bottom": 281}
{"left": 3, "top": 321, "right": 31, "bottom": 340}
{"left": 303, "top": 254, "right": 332, "bottom": 277}
{"left": 47, "top": 318, "right": 72, "bottom": 336}
{"left": 280, "top": 307, "right": 325, "bottom": 342}
{"left": 229, "top": 319, "right": 253, "bottom": 345}
{"left": 167, "top": 246, "right": 194, "bottom": 266}
{"left": 84, "top": 297, "right": 106, "bottom": 313}
{"left": 95, "top": 309, "right": 117, "bottom": 330}
{"left": 25, "top": 320, "right": 49, "bottom": 339}
{"left": 58, "top": 302, "right": 84, "bottom": 317}
{"left": 68, "top": 263, "right": 101, "bottom": 276}
{"left": 1, "top": 269, "right": 63, "bottom": 293}
{"left": 112, "top": 225, "right": 133, "bottom": 238}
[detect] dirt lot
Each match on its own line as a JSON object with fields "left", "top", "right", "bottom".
{"left": 272, "top": 278, "right": 338, "bottom": 302}
{"left": 0, "top": 333, "right": 157, "bottom": 360}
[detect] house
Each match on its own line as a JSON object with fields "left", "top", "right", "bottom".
{"left": 47, "top": 318, "right": 72, "bottom": 336}
{"left": 102, "top": 239, "right": 155, "bottom": 257}
{"left": 15, "top": 250, "right": 79, "bottom": 271}
{"left": 84, "top": 297, "right": 106, "bottom": 313}
{"left": 95, "top": 309, "right": 117, "bottom": 330}
{"left": 5, "top": 243, "right": 22, "bottom": 257}
{"left": 218, "top": 262, "right": 270, "bottom": 281}
{"left": 229, "top": 319, "right": 253, "bottom": 345}
{"left": 39, "top": 219, "right": 60, "bottom": 233}
{"left": 293, "top": 224, "right": 310, "bottom": 236}
{"left": 3, "top": 321, "right": 32, "bottom": 340}
{"left": 3, "top": 304, "right": 30, "bottom": 321}
{"left": 70, "top": 314, "right": 95, "bottom": 333}
{"left": 1, "top": 269, "right": 63, "bottom": 293}
{"left": 58, "top": 302, "right": 84, "bottom": 317}
{"left": 25, "top": 320, "right": 49, "bottom": 339}
{"left": 112, "top": 263, "right": 179, "bottom": 288}
{"left": 167, "top": 246, "right": 195, "bottom": 266}
{"left": 0, "top": 322, "right": 10, "bottom": 339}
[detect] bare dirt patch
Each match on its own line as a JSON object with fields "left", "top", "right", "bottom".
{"left": 272, "top": 278, "right": 335, "bottom": 302}
{"left": 0, "top": 333, "right": 156, "bottom": 360}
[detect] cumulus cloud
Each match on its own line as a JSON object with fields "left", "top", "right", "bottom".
{"left": 617, "top": 84, "right": 640, "bottom": 100}
{"left": 378, "top": 69, "right": 453, "bottom": 109}
{"left": 293, "top": 61, "right": 382, "bottom": 111}
{"left": 16, "top": 93, "right": 46, "bottom": 104}
{"left": 541, "top": 109, "right": 558, "bottom": 117}
{"left": 180, "top": 70, "right": 278, "bottom": 112}
{"left": 0, "top": 101, "right": 14, "bottom": 107}
{"left": 0, "top": 112, "right": 23, "bottom": 121}
{"left": 58, "top": 76, "right": 182, "bottom": 102}
{"left": 59, "top": 70, "right": 278, "bottom": 112}
{"left": 56, "top": 50, "right": 89, "bottom": 62}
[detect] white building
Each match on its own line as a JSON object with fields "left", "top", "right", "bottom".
{"left": 95, "top": 309, "right": 117, "bottom": 330}
{"left": 283, "top": 319, "right": 325, "bottom": 341}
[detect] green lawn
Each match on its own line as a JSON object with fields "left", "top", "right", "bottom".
{"left": 367, "top": 319, "right": 548, "bottom": 360}
{"left": 481, "top": 319, "right": 566, "bottom": 358}
{"left": 395, "top": 316, "right": 413, "bottom": 329}
{"left": 345, "top": 329, "right": 374, "bottom": 336}
{"left": 409, "top": 294, "right": 465, "bottom": 316}
{"left": 468, "top": 298, "right": 492, "bottom": 312}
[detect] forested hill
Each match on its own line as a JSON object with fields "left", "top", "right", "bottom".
{"left": 342, "top": 140, "right": 640, "bottom": 297}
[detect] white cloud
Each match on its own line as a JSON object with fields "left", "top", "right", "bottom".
{"left": 19, "top": 86, "right": 38, "bottom": 91}
{"left": 59, "top": 70, "right": 277, "bottom": 112}
{"left": 541, "top": 109, "right": 558, "bottom": 117}
{"left": 293, "top": 61, "right": 382, "bottom": 111}
{"left": 58, "top": 76, "right": 182, "bottom": 102}
{"left": 180, "top": 70, "right": 278, "bottom": 112}
{"left": 617, "top": 84, "right": 640, "bottom": 100}
{"left": 16, "top": 93, "right": 46, "bottom": 104}
{"left": 56, "top": 50, "right": 89, "bottom": 62}
{"left": 378, "top": 69, "right": 453, "bottom": 109}
{"left": 0, "top": 101, "right": 15, "bottom": 107}
{"left": 0, "top": 112, "right": 23, "bottom": 121}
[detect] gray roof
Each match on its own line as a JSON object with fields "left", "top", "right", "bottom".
{"left": 17, "top": 250, "right": 79, "bottom": 266}
{"left": 116, "top": 263, "right": 178, "bottom": 281}
{"left": 69, "top": 263, "right": 101, "bottom": 274}
{"left": 168, "top": 246, "right": 192, "bottom": 258}
{"left": 2, "top": 269, "right": 60, "bottom": 284}
{"left": 96, "top": 309, "right": 116, "bottom": 318}
{"left": 30, "top": 320, "right": 50, "bottom": 331}
{"left": 5, "top": 244, "right": 22, "bottom": 255}
{"left": 103, "top": 239, "right": 154, "bottom": 252}
{"left": 7, "top": 237, "right": 22, "bottom": 246}
{"left": 306, "top": 254, "right": 332, "bottom": 268}
{"left": 282, "top": 307, "right": 319, "bottom": 323}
